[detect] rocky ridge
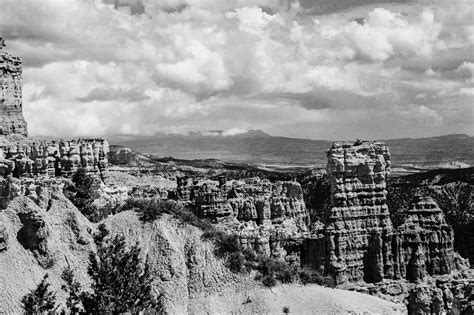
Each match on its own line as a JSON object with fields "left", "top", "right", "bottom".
{"left": 177, "top": 176, "right": 311, "bottom": 262}
{"left": 297, "top": 141, "right": 472, "bottom": 313}
{"left": 307, "top": 141, "right": 468, "bottom": 285}
{"left": 0, "top": 38, "right": 28, "bottom": 136}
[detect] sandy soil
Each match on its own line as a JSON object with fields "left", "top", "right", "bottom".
{"left": 190, "top": 283, "right": 407, "bottom": 314}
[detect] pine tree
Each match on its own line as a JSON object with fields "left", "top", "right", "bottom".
{"left": 21, "top": 274, "right": 57, "bottom": 313}
{"left": 81, "top": 224, "right": 156, "bottom": 313}
{"left": 61, "top": 266, "right": 82, "bottom": 313}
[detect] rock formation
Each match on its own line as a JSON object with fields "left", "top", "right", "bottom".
{"left": 324, "top": 141, "right": 393, "bottom": 283}
{"left": 305, "top": 141, "right": 468, "bottom": 285}
{"left": 0, "top": 38, "right": 28, "bottom": 136}
{"left": 393, "top": 196, "right": 455, "bottom": 281}
{"left": 178, "top": 177, "right": 311, "bottom": 260}
{"left": 0, "top": 41, "right": 109, "bottom": 180}
{"left": 0, "top": 139, "right": 109, "bottom": 179}
{"left": 181, "top": 177, "right": 310, "bottom": 227}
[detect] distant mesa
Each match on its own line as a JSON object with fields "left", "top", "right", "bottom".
{"left": 188, "top": 129, "right": 270, "bottom": 137}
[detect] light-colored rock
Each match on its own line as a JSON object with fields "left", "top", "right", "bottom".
{"left": 0, "top": 40, "right": 28, "bottom": 137}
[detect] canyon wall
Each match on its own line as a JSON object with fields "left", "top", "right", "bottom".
{"left": 0, "top": 139, "right": 109, "bottom": 178}
{"left": 178, "top": 177, "right": 310, "bottom": 260}
{"left": 0, "top": 39, "right": 28, "bottom": 136}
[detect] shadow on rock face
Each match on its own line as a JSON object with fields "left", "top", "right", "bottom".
{"left": 16, "top": 209, "right": 53, "bottom": 268}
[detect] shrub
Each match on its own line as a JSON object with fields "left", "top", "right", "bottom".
{"left": 65, "top": 168, "right": 107, "bottom": 222}
{"left": 61, "top": 266, "right": 82, "bottom": 313}
{"left": 213, "top": 233, "right": 242, "bottom": 258}
{"left": 81, "top": 224, "right": 157, "bottom": 313}
{"left": 227, "top": 252, "right": 246, "bottom": 273}
{"left": 298, "top": 268, "right": 335, "bottom": 288}
{"left": 261, "top": 274, "right": 277, "bottom": 287}
{"left": 275, "top": 264, "right": 298, "bottom": 284}
{"left": 283, "top": 306, "right": 290, "bottom": 313}
{"left": 122, "top": 198, "right": 198, "bottom": 224}
{"left": 256, "top": 256, "right": 299, "bottom": 285}
{"left": 21, "top": 274, "right": 57, "bottom": 313}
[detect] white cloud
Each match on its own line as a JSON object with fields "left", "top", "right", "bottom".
{"left": 0, "top": 0, "right": 472, "bottom": 139}
{"left": 222, "top": 127, "right": 248, "bottom": 136}
{"left": 456, "top": 62, "right": 474, "bottom": 83}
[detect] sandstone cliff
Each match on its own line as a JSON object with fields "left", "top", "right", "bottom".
{"left": 0, "top": 139, "right": 109, "bottom": 179}
{"left": 304, "top": 141, "right": 469, "bottom": 287}
{"left": 178, "top": 177, "right": 311, "bottom": 261}
{"left": 324, "top": 141, "right": 393, "bottom": 283}
{"left": 0, "top": 39, "right": 28, "bottom": 136}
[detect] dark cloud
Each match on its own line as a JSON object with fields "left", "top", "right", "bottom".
{"left": 299, "top": 0, "right": 412, "bottom": 15}
{"left": 102, "top": 0, "right": 146, "bottom": 15}
{"left": 77, "top": 87, "right": 149, "bottom": 103}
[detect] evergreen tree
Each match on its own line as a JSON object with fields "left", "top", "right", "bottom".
{"left": 21, "top": 274, "right": 57, "bottom": 313}
{"left": 81, "top": 224, "right": 156, "bottom": 313}
{"left": 61, "top": 266, "right": 82, "bottom": 313}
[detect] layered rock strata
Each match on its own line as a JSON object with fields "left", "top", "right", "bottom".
{"left": 324, "top": 141, "right": 393, "bottom": 283}
{"left": 0, "top": 39, "right": 28, "bottom": 136}
{"left": 0, "top": 139, "right": 109, "bottom": 178}
{"left": 179, "top": 177, "right": 310, "bottom": 259}
{"left": 188, "top": 177, "right": 310, "bottom": 229}
{"left": 309, "top": 141, "right": 466, "bottom": 285}
{"left": 393, "top": 196, "right": 455, "bottom": 281}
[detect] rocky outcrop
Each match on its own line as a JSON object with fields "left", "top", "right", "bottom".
{"left": 346, "top": 271, "right": 473, "bottom": 314}
{"left": 393, "top": 196, "right": 455, "bottom": 281}
{"left": 387, "top": 173, "right": 474, "bottom": 265}
{"left": 0, "top": 219, "right": 8, "bottom": 251}
{"left": 0, "top": 39, "right": 28, "bottom": 136}
{"left": 176, "top": 176, "right": 195, "bottom": 201}
{"left": 180, "top": 177, "right": 311, "bottom": 260}
{"left": 323, "top": 141, "right": 393, "bottom": 283}
{"left": 187, "top": 178, "right": 310, "bottom": 228}
{"left": 107, "top": 145, "right": 134, "bottom": 165}
{"left": 0, "top": 176, "right": 68, "bottom": 211}
{"left": 307, "top": 141, "right": 469, "bottom": 286}
{"left": 0, "top": 139, "right": 109, "bottom": 178}
{"left": 194, "top": 180, "right": 233, "bottom": 221}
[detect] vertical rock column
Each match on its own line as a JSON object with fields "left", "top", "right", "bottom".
{"left": 394, "top": 196, "right": 455, "bottom": 281}
{"left": 0, "top": 39, "right": 28, "bottom": 136}
{"left": 325, "top": 141, "right": 393, "bottom": 284}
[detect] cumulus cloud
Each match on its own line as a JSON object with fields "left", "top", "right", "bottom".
{"left": 457, "top": 62, "right": 474, "bottom": 82}
{"left": 0, "top": 0, "right": 472, "bottom": 139}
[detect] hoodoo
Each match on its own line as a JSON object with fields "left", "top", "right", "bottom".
{"left": 325, "top": 141, "right": 393, "bottom": 284}
{"left": 0, "top": 38, "right": 28, "bottom": 137}
{"left": 317, "top": 140, "right": 466, "bottom": 284}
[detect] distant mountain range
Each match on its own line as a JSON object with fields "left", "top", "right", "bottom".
{"left": 108, "top": 132, "right": 473, "bottom": 174}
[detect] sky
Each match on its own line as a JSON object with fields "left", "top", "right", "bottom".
{"left": 0, "top": 0, "right": 472, "bottom": 140}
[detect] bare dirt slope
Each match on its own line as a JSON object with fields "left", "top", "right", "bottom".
{"left": 191, "top": 284, "right": 406, "bottom": 314}
{"left": 0, "top": 195, "right": 94, "bottom": 313}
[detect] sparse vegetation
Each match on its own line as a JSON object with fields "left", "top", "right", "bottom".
{"left": 61, "top": 265, "right": 82, "bottom": 313}
{"left": 255, "top": 256, "right": 299, "bottom": 287}
{"left": 122, "top": 198, "right": 185, "bottom": 222}
{"left": 64, "top": 168, "right": 106, "bottom": 222}
{"left": 298, "top": 268, "right": 336, "bottom": 287}
{"left": 121, "top": 197, "right": 336, "bottom": 289}
{"left": 21, "top": 274, "right": 57, "bottom": 313}
{"left": 81, "top": 224, "right": 158, "bottom": 313}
